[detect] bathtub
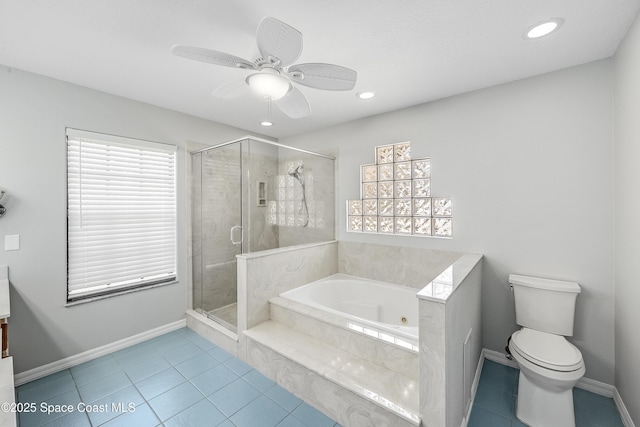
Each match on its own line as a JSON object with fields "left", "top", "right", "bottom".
{"left": 280, "top": 273, "right": 418, "bottom": 346}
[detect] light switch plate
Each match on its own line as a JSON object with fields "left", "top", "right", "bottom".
{"left": 4, "top": 235, "right": 19, "bottom": 251}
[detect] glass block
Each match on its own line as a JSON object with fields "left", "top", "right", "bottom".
{"left": 278, "top": 201, "right": 285, "bottom": 214}
{"left": 376, "top": 144, "right": 394, "bottom": 164}
{"left": 286, "top": 214, "right": 295, "bottom": 226}
{"left": 378, "top": 199, "right": 394, "bottom": 216}
{"left": 378, "top": 181, "right": 394, "bottom": 198}
{"left": 268, "top": 213, "right": 277, "bottom": 225}
{"left": 413, "top": 198, "right": 431, "bottom": 216}
{"left": 348, "top": 200, "right": 363, "bottom": 216}
{"left": 412, "top": 159, "right": 431, "bottom": 178}
{"left": 277, "top": 187, "right": 286, "bottom": 200}
{"left": 278, "top": 214, "right": 286, "bottom": 226}
{"left": 286, "top": 201, "right": 295, "bottom": 213}
{"left": 364, "top": 199, "right": 377, "bottom": 215}
{"left": 395, "top": 180, "right": 412, "bottom": 198}
{"left": 277, "top": 175, "right": 286, "bottom": 187}
{"left": 395, "top": 162, "right": 411, "bottom": 180}
{"left": 364, "top": 216, "right": 377, "bottom": 233}
{"left": 413, "top": 217, "right": 432, "bottom": 235}
{"left": 348, "top": 216, "right": 363, "bottom": 232}
{"left": 395, "top": 217, "right": 412, "bottom": 234}
{"left": 378, "top": 164, "right": 394, "bottom": 181}
{"left": 268, "top": 201, "right": 277, "bottom": 214}
{"left": 413, "top": 178, "right": 431, "bottom": 197}
{"left": 286, "top": 187, "right": 295, "bottom": 200}
{"left": 433, "top": 218, "right": 452, "bottom": 237}
{"left": 394, "top": 142, "right": 411, "bottom": 162}
{"left": 394, "top": 199, "right": 412, "bottom": 216}
{"left": 433, "top": 198, "right": 452, "bottom": 217}
{"left": 362, "top": 164, "right": 377, "bottom": 182}
{"left": 363, "top": 182, "right": 378, "bottom": 199}
{"left": 286, "top": 175, "right": 295, "bottom": 187}
{"left": 294, "top": 186, "right": 303, "bottom": 200}
{"left": 378, "top": 217, "right": 394, "bottom": 233}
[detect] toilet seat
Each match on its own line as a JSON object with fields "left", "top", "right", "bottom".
{"left": 511, "top": 328, "right": 583, "bottom": 372}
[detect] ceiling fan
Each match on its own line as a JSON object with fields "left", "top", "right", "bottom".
{"left": 171, "top": 17, "right": 357, "bottom": 119}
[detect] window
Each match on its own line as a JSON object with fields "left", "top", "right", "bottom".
{"left": 66, "top": 128, "right": 177, "bottom": 302}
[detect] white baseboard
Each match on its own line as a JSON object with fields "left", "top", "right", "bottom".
{"left": 13, "top": 319, "right": 186, "bottom": 387}
{"left": 614, "top": 388, "right": 637, "bottom": 427}
{"left": 482, "top": 348, "right": 636, "bottom": 427}
{"left": 483, "top": 348, "right": 519, "bottom": 369}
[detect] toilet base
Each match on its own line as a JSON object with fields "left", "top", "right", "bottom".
{"left": 516, "top": 371, "right": 576, "bottom": 427}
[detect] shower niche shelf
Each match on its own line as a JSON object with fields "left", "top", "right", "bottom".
{"left": 347, "top": 141, "right": 453, "bottom": 238}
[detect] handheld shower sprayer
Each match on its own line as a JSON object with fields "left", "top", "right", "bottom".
{"left": 288, "top": 165, "right": 309, "bottom": 227}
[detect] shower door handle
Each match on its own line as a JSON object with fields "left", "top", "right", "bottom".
{"left": 230, "top": 225, "right": 243, "bottom": 245}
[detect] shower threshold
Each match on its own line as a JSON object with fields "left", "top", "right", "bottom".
{"left": 206, "top": 303, "right": 238, "bottom": 333}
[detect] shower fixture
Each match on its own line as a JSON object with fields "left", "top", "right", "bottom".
{"left": 288, "top": 165, "right": 309, "bottom": 227}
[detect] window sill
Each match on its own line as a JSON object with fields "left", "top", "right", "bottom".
{"left": 65, "top": 279, "right": 179, "bottom": 307}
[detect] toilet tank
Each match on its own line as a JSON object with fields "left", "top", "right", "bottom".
{"left": 509, "top": 274, "right": 581, "bottom": 336}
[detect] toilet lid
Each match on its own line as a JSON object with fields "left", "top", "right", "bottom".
{"left": 511, "top": 328, "right": 583, "bottom": 371}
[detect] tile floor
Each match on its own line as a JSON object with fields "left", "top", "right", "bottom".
{"left": 15, "top": 328, "right": 341, "bottom": 427}
{"left": 15, "top": 329, "right": 627, "bottom": 427}
{"left": 469, "top": 359, "right": 626, "bottom": 427}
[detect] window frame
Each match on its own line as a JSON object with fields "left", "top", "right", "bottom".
{"left": 65, "top": 128, "right": 178, "bottom": 303}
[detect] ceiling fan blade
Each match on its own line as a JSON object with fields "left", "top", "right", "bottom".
{"left": 212, "top": 79, "right": 250, "bottom": 99}
{"left": 275, "top": 87, "right": 310, "bottom": 119}
{"left": 171, "top": 45, "right": 256, "bottom": 69}
{"left": 256, "top": 17, "right": 303, "bottom": 67}
{"left": 288, "top": 63, "right": 357, "bottom": 91}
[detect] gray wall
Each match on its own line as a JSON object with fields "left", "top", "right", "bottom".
{"left": 614, "top": 10, "right": 640, "bottom": 424}
{"left": 282, "top": 59, "right": 616, "bottom": 384}
{"left": 0, "top": 66, "right": 251, "bottom": 374}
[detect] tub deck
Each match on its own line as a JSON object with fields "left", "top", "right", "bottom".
{"left": 243, "top": 295, "right": 420, "bottom": 426}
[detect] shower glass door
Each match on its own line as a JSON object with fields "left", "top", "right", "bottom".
{"left": 192, "top": 141, "right": 244, "bottom": 331}
{"left": 191, "top": 136, "right": 335, "bottom": 333}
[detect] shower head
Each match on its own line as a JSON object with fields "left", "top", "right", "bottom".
{"left": 288, "top": 164, "right": 303, "bottom": 176}
{"left": 288, "top": 165, "right": 304, "bottom": 182}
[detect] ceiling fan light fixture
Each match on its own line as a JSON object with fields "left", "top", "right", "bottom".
{"left": 525, "top": 18, "right": 564, "bottom": 39}
{"left": 246, "top": 69, "right": 292, "bottom": 100}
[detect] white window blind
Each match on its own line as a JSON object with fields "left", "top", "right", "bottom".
{"left": 66, "top": 128, "right": 177, "bottom": 302}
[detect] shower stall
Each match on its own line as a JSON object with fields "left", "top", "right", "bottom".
{"left": 191, "top": 137, "right": 335, "bottom": 332}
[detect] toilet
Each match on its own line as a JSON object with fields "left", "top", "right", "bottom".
{"left": 508, "top": 274, "right": 585, "bottom": 427}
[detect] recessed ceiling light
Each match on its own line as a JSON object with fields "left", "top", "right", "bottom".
{"left": 260, "top": 120, "right": 273, "bottom": 127}
{"left": 357, "top": 91, "right": 375, "bottom": 100}
{"left": 525, "top": 18, "right": 564, "bottom": 39}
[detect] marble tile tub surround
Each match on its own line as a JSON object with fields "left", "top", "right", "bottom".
{"left": 246, "top": 324, "right": 419, "bottom": 427}
{"left": 338, "top": 240, "right": 462, "bottom": 289}
{"left": 419, "top": 254, "right": 483, "bottom": 427}
{"left": 237, "top": 240, "right": 339, "bottom": 331}
{"left": 269, "top": 296, "right": 419, "bottom": 379}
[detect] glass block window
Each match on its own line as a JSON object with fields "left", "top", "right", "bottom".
{"left": 346, "top": 141, "right": 453, "bottom": 238}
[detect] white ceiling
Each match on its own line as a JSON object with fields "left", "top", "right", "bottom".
{"left": 1, "top": 0, "right": 638, "bottom": 139}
